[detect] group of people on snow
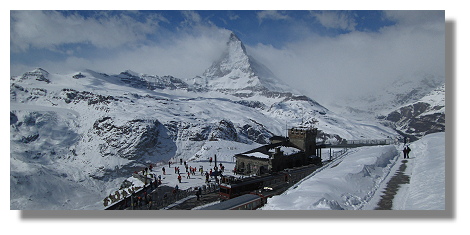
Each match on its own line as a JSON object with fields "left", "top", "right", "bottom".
{"left": 106, "top": 156, "right": 227, "bottom": 208}
{"left": 403, "top": 145, "right": 412, "bottom": 159}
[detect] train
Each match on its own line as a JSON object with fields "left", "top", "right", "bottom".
{"left": 198, "top": 193, "right": 266, "bottom": 210}
{"left": 200, "top": 163, "right": 321, "bottom": 210}
{"left": 218, "top": 163, "right": 321, "bottom": 200}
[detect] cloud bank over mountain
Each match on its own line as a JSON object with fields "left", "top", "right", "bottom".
{"left": 10, "top": 10, "right": 444, "bottom": 107}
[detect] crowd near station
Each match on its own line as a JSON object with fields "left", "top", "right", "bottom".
{"left": 103, "top": 155, "right": 237, "bottom": 209}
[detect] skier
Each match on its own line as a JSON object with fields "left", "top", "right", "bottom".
{"left": 162, "top": 167, "right": 166, "bottom": 175}
{"left": 209, "top": 157, "right": 213, "bottom": 165}
{"left": 178, "top": 174, "right": 182, "bottom": 183}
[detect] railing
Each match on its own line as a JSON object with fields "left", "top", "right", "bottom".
{"left": 318, "top": 138, "right": 398, "bottom": 148}
{"left": 345, "top": 139, "right": 395, "bottom": 145}
{"left": 105, "top": 181, "right": 219, "bottom": 210}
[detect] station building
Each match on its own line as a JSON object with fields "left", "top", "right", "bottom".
{"left": 234, "top": 127, "right": 320, "bottom": 175}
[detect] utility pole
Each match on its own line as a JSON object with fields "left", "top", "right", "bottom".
{"left": 285, "top": 121, "right": 288, "bottom": 138}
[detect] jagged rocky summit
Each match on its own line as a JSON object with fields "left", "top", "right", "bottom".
{"left": 191, "top": 32, "right": 294, "bottom": 95}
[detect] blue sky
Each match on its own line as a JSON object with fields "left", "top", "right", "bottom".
{"left": 10, "top": 10, "right": 445, "bottom": 104}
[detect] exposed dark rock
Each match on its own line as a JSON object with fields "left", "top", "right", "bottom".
{"left": 72, "top": 73, "right": 86, "bottom": 79}
{"left": 92, "top": 117, "right": 163, "bottom": 160}
{"left": 59, "top": 89, "right": 118, "bottom": 105}
{"left": 10, "top": 112, "right": 18, "bottom": 125}
{"left": 383, "top": 102, "right": 445, "bottom": 140}
{"left": 21, "top": 134, "right": 40, "bottom": 143}
{"left": 20, "top": 68, "right": 51, "bottom": 83}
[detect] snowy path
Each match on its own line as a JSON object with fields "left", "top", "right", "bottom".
{"left": 373, "top": 158, "right": 411, "bottom": 209}
{"left": 368, "top": 133, "right": 445, "bottom": 210}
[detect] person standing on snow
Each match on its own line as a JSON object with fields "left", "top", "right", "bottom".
{"left": 403, "top": 145, "right": 411, "bottom": 159}
{"left": 196, "top": 187, "right": 202, "bottom": 200}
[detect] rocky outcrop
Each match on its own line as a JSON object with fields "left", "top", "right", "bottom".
{"left": 165, "top": 119, "right": 273, "bottom": 145}
{"left": 91, "top": 117, "right": 164, "bottom": 160}
{"left": 381, "top": 102, "right": 445, "bottom": 141}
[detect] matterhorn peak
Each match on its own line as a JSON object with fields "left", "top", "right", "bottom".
{"left": 200, "top": 32, "right": 293, "bottom": 93}
{"left": 203, "top": 32, "right": 253, "bottom": 79}
{"left": 228, "top": 32, "right": 247, "bottom": 54}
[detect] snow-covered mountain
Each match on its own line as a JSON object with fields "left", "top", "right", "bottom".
{"left": 378, "top": 83, "right": 445, "bottom": 141}
{"left": 10, "top": 32, "right": 431, "bottom": 210}
{"left": 191, "top": 32, "right": 293, "bottom": 94}
{"left": 328, "top": 73, "right": 445, "bottom": 119}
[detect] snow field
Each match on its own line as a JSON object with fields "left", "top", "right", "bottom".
{"left": 261, "top": 132, "right": 445, "bottom": 210}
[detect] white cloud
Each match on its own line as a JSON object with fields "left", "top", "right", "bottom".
{"left": 257, "top": 11, "right": 290, "bottom": 23}
{"left": 180, "top": 11, "right": 203, "bottom": 26}
{"left": 248, "top": 14, "right": 445, "bottom": 106}
{"left": 11, "top": 26, "right": 231, "bottom": 79}
{"left": 310, "top": 11, "right": 357, "bottom": 31}
{"left": 10, "top": 10, "right": 232, "bottom": 78}
{"left": 383, "top": 10, "right": 444, "bottom": 27}
{"left": 10, "top": 11, "right": 162, "bottom": 52}
{"left": 228, "top": 12, "right": 240, "bottom": 21}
